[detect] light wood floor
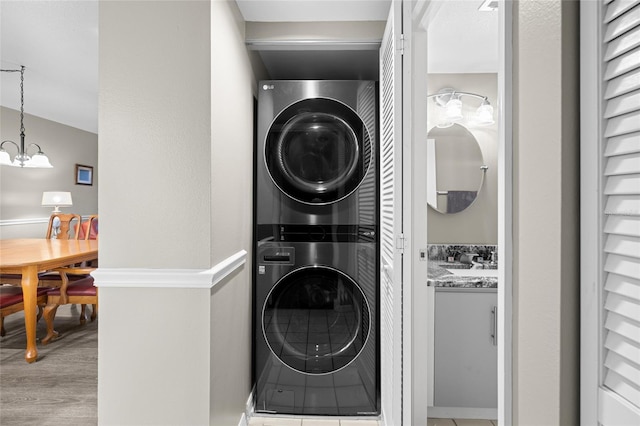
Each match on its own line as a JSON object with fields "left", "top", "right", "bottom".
{"left": 0, "top": 305, "right": 98, "bottom": 426}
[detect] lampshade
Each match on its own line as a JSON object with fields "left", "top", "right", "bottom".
{"left": 0, "top": 150, "right": 11, "bottom": 166}
{"left": 444, "top": 98, "right": 463, "bottom": 122}
{"left": 42, "top": 191, "right": 73, "bottom": 213}
{"left": 25, "top": 152, "right": 53, "bottom": 168}
{"left": 476, "top": 102, "right": 495, "bottom": 125}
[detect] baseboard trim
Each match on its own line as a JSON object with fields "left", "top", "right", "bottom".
{"left": 92, "top": 250, "right": 247, "bottom": 289}
{"left": 428, "top": 406, "right": 497, "bottom": 420}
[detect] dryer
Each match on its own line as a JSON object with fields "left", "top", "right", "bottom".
{"left": 254, "top": 225, "right": 379, "bottom": 416}
{"left": 256, "top": 80, "right": 377, "bottom": 226}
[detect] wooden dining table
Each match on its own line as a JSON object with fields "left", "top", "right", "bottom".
{"left": 0, "top": 238, "right": 98, "bottom": 363}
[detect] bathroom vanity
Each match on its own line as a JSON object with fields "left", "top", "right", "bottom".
{"left": 434, "top": 288, "right": 497, "bottom": 410}
{"left": 427, "top": 260, "right": 498, "bottom": 419}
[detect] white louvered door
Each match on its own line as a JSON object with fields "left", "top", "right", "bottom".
{"left": 380, "top": 0, "right": 404, "bottom": 425}
{"left": 582, "top": 0, "right": 640, "bottom": 424}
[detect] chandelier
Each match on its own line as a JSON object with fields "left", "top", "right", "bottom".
{"left": 0, "top": 66, "right": 53, "bottom": 168}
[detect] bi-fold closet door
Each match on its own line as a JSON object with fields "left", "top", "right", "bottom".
{"left": 581, "top": 0, "right": 640, "bottom": 424}
{"left": 379, "top": 0, "right": 406, "bottom": 425}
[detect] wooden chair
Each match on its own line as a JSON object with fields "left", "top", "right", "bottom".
{"left": 40, "top": 214, "right": 99, "bottom": 340}
{"left": 78, "top": 215, "right": 99, "bottom": 240}
{"left": 42, "top": 268, "right": 97, "bottom": 344}
{"left": 0, "top": 285, "right": 49, "bottom": 337}
{"left": 46, "top": 213, "right": 82, "bottom": 239}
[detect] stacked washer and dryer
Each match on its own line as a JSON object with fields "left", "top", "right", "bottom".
{"left": 254, "top": 80, "right": 379, "bottom": 416}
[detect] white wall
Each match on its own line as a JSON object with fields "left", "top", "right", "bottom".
{"left": 210, "top": 0, "right": 265, "bottom": 424}
{"left": 513, "top": 1, "right": 580, "bottom": 424}
{"left": 99, "top": 1, "right": 212, "bottom": 270}
{"left": 0, "top": 106, "right": 98, "bottom": 239}
{"left": 98, "top": 1, "right": 262, "bottom": 425}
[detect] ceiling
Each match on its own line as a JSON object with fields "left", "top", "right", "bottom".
{"left": 0, "top": 0, "right": 98, "bottom": 134}
{"left": 0, "top": 0, "right": 497, "bottom": 135}
{"left": 236, "top": 0, "right": 391, "bottom": 21}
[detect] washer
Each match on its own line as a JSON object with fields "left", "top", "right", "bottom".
{"left": 253, "top": 226, "right": 379, "bottom": 416}
{"left": 257, "top": 80, "right": 377, "bottom": 226}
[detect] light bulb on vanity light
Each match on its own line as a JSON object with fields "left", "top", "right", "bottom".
{"left": 444, "top": 97, "right": 464, "bottom": 122}
{"left": 475, "top": 101, "right": 495, "bottom": 125}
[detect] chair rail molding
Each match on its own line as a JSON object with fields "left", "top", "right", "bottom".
{"left": 0, "top": 215, "right": 95, "bottom": 227}
{"left": 92, "top": 250, "right": 247, "bottom": 289}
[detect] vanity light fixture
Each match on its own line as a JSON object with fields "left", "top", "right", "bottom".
{"left": 0, "top": 66, "right": 53, "bottom": 168}
{"left": 428, "top": 88, "right": 495, "bottom": 127}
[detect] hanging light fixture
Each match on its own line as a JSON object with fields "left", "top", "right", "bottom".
{"left": 428, "top": 88, "right": 496, "bottom": 127}
{"left": 0, "top": 66, "right": 53, "bottom": 168}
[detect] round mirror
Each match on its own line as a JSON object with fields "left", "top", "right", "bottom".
{"left": 426, "top": 123, "right": 486, "bottom": 214}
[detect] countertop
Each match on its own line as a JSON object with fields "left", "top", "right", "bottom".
{"left": 428, "top": 263, "right": 498, "bottom": 289}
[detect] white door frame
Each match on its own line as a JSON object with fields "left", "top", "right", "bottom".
{"left": 497, "top": 1, "right": 513, "bottom": 424}
{"left": 407, "top": 1, "right": 513, "bottom": 424}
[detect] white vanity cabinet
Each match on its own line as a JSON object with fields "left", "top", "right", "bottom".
{"left": 433, "top": 288, "right": 497, "bottom": 411}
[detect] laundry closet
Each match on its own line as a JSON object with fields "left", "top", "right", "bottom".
{"left": 246, "top": 14, "right": 385, "bottom": 419}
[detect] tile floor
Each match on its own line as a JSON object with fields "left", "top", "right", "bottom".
{"left": 248, "top": 417, "right": 379, "bottom": 426}
{"left": 427, "top": 419, "right": 497, "bottom": 426}
{"left": 249, "top": 417, "right": 497, "bottom": 426}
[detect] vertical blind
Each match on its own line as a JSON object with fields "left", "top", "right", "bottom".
{"left": 601, "top": 0, "right": 640, "bottom": 415}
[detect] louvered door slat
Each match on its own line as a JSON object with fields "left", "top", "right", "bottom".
{"left": 603, "top": 23, "right": 640, "bottom": 60}
{"left": 606, "top": 311, "right": 640, "bottom": 342}
{"left": 603, "top": 88, "right": 640, "bottom": 117}
{"left": 604, "top": 4, "right": 640, "bottom": 41}
{"left": 604, "top": 234, "right": 640, "bottom": 258}
{"left": 604, "top": 174, "right": 640, "bottom": 194}
{"left": 605, "top": 0, "right": 638, "bottom": 22}
{"left": 604, "top": 291, "right": 640, "bottom": 322}
{"left": 604, "top": 132, "right": 640, "bottom": 156}
{"left": 604, "top": 45, "right": 640, "bottom": 80}
{"left": 603, "top": 68, "right": 640, "bottom": 99}
{"left": 603, "top": 369, "right": 640, "bottom": 407}
{"left": 604, "top": 272, "right": 640, "bottom": 300}
{"left": 604, "top": 253, "right": 640, "bottom": 279}
{"left": 603, "top": 152, "right": 640, "bottom": 175}
{"left": 604, "top": 351, "right": 640, "bottom": 392}
{"left": 604, "top": 195, "right": 640, "bottom": 215}
{"left": 604, "top": 215, "right": 640, "bottom": 237}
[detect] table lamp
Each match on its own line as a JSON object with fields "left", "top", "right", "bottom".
{"left": 42, "top": 191, "right": 73, "bottom": 213}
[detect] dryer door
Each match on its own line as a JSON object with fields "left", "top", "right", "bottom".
{"left": 262, "top": 266, "right": 370, "bottom": 374}
{"left": 265, "top": 98, "right": 372, "bottom": 205}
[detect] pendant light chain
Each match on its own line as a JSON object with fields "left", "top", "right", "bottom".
{"left": 0, "top": 66, "right": 25, "bottom": 134}
{"left": 19, "top": 65, "right": 25, "bottom": 135}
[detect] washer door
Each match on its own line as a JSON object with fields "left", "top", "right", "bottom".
{"left": 265, "top": 98, "right": 372, "bottom": 205}
{"left": 263, "top": 266, "right": 370, "bottom": 374}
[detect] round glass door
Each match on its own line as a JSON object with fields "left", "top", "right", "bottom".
{"left": 265, "top": 98, "right": 371, "bottom": 205}
{"left": 262, "top": 266, "right": 370, "bottom": 374}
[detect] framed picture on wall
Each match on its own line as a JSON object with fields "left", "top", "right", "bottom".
{"left": 75, "top": 164, "right": 93, "bottom": 186}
